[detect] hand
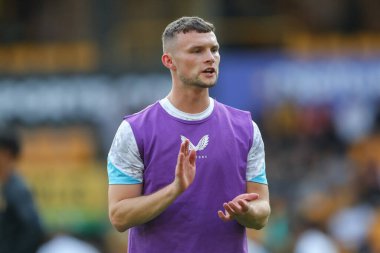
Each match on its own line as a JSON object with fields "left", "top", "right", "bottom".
{"left": 218, "top": 193, "right": 259, "bottom": 222}
{"left": 173, "top": 139, "right": 196, "bottom": 193}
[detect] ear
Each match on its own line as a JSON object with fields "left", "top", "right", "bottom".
{"left": 162, "top": 53, "right": 176, "bottom": 71}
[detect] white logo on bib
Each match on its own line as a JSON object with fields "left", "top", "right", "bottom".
{"left": 180, "top": 135, "right": 209, "bottom": 151}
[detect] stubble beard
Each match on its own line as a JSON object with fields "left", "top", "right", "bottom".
{"left": 179, "top": 73, "right": 218, "bottom": 89}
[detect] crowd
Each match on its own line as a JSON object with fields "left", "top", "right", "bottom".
{"left": 248, "top": 101, "right": 380, "bottom": 253}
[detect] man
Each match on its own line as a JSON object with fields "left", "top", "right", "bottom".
{"left": 107, "top": 16, "right": 270, "bottom": 253}
{"left": 0, "top": 126, "right": 45, "bottom": 253}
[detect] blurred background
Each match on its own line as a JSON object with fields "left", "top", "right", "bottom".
{"left": 1, "top": 0, "right": 380, "bottom": 252}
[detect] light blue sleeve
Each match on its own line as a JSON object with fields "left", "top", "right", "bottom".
{"left": 246, "top": 121, "right": 268, "bottom": 185}
{"left": 107, "top": 121, "right": 144, "bottom": 184}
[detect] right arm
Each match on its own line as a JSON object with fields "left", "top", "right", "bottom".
{"left": 108, "top": 139, "right": 196, "bottom": 232}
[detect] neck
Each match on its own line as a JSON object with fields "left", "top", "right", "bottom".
{"left": 167, "top": 86, "right": 210, "bottom": 114}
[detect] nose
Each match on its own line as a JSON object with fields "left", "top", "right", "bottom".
{"left": 205, "top": 50, "right": 216, "bottom": 63}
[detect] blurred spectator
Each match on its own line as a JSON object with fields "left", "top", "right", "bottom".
{"left": 333, "top": 99, "right": 376, "bottom": 144}
{"left": 328, "top": 203, "right": 375, "bottom": 252}
{"left": 0, "top": 124, "right": 45, "bottom": 253}
{"left": 37, "top": 234, "right": 101, "bottom": 253}
{"left": 247, "top": 238, "right": 269, "bottom": 253}
{"left": 367, "top": 209, "right": 380, "bottom": 252}
{"left": 294, "top": 228, "right": 339, "bottom": 253}
{"left": 293, "top": 192, "right": 339, "bottom": 253}
{"left": 261, "top": 198, "right": 291, "bottom": 253}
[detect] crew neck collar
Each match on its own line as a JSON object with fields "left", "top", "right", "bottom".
{"left": 159, "top": 97, "right": 214, "bottom": 121}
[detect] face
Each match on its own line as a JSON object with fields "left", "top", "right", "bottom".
{"left": 166, "top": 31, "right": 220, "bottom": 88}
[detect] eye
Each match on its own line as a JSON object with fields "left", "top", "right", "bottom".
{"left": 191, "top": 48, "right": 202, "bottom": 53}
{"left": 211, "top": 47, "right": 219, "bottom": 53}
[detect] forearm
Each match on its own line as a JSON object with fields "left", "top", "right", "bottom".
{"left": 109, "top": 182, "right": 181, "bottom": 232}
{"left": 109, "top": 140, "right": 196, "bottom": 232}
{"left": 235, "top": 199, "right": 271, "bottom": 230}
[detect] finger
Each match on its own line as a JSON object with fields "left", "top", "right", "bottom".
{"left": 180, "top": 140, "right": 186, "bottom": 155}
{"left": 177, "top": 153, "right": 184, "bottom": 172}
{"left": 189, "top": 150, "right": 196, "bottom": 165}
{"left": 228, "top": 201, "right": 243, "bottom": 214}
{"left": 223, "top": 203, "right": 236, "bottom": 216}
{"left": 218, "top": 210, "right": 229, "bottom": 221}
{"left": 245, "top": 193, "right": 259, "bottom": 201}
{"left": 234, "top": 193, "right": 259, "bottom": 202}
{"left": 218, "top": 210, "right": 231, "bottom": 222}
{"left": 184, "top": 139, "right": 189, "bottom": 156}
{"left": 237, "top": 199, "right": 250, "bottom": 213}
{"left": 217, "top": 210, "right": 226, "bottom": 220}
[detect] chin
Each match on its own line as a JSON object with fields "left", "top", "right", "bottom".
{"left": 199, "top": 77, "right": 218, "bottom": 88}
{"left": 194, "top": 82, "right": 216, "bottom": 88}
{"left": 181, "top": 75, "right": 217, "bottom": 88}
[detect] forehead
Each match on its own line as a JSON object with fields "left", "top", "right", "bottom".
{"left": 174, "top": 31, "right": 219, "bottom": 49}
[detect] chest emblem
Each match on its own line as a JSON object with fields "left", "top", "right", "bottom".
{"left": 180, "top": 135, "right": 209, "bottom": 151}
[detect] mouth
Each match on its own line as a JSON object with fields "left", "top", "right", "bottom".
{"left": 201, "top": 67, "right": 216, "bottom": 75}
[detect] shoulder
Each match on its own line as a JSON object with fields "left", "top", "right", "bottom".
{"left": 214, "top": 100, "right": 253, "bottom": 126}
{"left": 251, "top": 121, "right": 260, "bottom": 135}
{"left": 124, "top": 102, "right": 161, "bottom": 123}
{"left": 5, "top": 173, "right": 28, "bottom": 191}
{"left": 112, "top": 120, "right": 134, "bottom": 143}
{"left": 4, "top": 172, "right": 32, "bottom": 201}
{"left": 215, "top": 100, "right": 251, "bottom": 115}
{"left": 108, "top": 121, "right": 144, "bottom": 185}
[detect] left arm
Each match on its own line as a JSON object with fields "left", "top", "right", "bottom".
{"left": 218, "top": 121, "right": 270, "bottom": 229}
{"left": 218, "top": 182, "right": 270, "bottom": 229}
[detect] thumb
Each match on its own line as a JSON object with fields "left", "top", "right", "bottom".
{"left": 235, "top": 193, "right": 259, "bottom": 202}
{"left": 244, "top": 193, "right": 259, "bottom": 201}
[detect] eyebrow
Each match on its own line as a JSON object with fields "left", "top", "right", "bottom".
{"left": 188, "top": 43, "right": 219, "bottom": 51}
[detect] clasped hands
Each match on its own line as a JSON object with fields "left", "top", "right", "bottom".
{"left": 177, "top": 139, "right": 260, "bottom": 222}
{"left": 217, "top": 193, "right": 259, "bottom": 222}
